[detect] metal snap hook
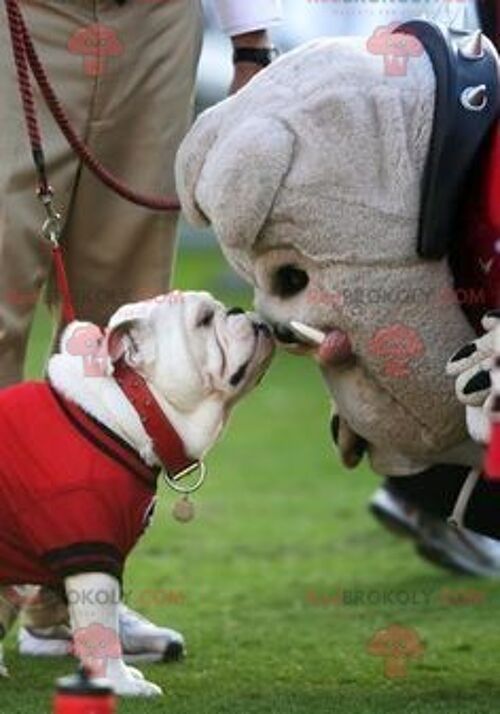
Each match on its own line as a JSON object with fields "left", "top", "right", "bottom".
{"left": 38, "top": 187, "right": 62, "bottom": 245}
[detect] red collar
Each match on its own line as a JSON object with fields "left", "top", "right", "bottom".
{"left": 113, "top": 358, "right": 197, "bottom": 478}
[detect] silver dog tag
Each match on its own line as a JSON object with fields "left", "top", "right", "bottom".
{"left": 172, "top": 497, "right": 195, "bottom": 523}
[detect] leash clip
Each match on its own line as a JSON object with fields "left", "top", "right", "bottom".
{"left": 38, "top": 187, "right": 62, "bottom": 246}
{"left": 162, "top": 461, "right": 207, "bottom": 495}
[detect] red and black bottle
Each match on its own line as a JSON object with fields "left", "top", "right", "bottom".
{"left": 53, "top": 667, "right": 117, "bottom": 714}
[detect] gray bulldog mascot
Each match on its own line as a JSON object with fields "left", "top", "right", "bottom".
{"left": 176, "top": 20, "right": 500, "bottom": 573}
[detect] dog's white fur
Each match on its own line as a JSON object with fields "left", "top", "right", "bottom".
{"left": 19, "top": 291, "right": 273, "bottom": 697}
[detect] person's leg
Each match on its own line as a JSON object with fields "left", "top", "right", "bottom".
{"left": 53, "top": 0, "right": 204, "bottom": 326}
{"left": 0, "top": 1, "right": 99, "bottom": 386}
{"left": 385, "top": 466, "right": 470, "bottom": 520}
{"left": 384, "top": 465, "right": 500, "bottom": 539}
{"left": 372, "top": 467, "right": 500, "bottom": 576}
{"left": 19, "top": 587, "right": 70, "bottom": 634}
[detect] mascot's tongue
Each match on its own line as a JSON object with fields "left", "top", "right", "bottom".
{"left": 290, "top": 321, "right": 352, "bottom": 365}
{"left": 318, "top": 330, "right": 353, "bottom": 364}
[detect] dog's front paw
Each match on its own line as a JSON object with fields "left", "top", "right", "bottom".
{"left": 115, "top": 677, "right": 163, "bottom": 698}
{"left": 111, "top": 673, "right": 163, "bottom": 698}
{"left": 106, "top": 661, "right": 162, "bottom": 697}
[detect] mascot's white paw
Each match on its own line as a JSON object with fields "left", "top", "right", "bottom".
{"left": 466, "top": 404, "right": 490, "bottom": 445}
{"left": 447, "top": 311, "right": 500, "bottom": 444}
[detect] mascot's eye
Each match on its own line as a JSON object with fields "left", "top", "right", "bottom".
{"left": 198, "top": 310, "right": 215, "bottom": 328}
{"left": 272, "top": 265, "right": 309, "bottom": 298}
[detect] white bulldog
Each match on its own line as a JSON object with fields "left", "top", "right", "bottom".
{"left": 0, "top": 291, "right": 274, "bottom": 697}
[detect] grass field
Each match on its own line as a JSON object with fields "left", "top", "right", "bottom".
{"left": 3, "top": 244, "right": 500, "bottom": 713}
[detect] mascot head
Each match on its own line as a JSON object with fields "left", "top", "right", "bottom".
{"left": 176, "top": 23, "right": 499, "bottom": 476}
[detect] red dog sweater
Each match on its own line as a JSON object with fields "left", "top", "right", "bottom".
{"left": 0, "top": 382, "right": 158, "bottom": 587}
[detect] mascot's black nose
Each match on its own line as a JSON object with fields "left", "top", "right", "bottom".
{"left": 257, "top": 323, "right": 272, "bottom": 339}
{"left": 273, "top": 324, "right": 298, "bottom": 344}
{"left": 227, "top": 307, "right": 245, "bottom": 316}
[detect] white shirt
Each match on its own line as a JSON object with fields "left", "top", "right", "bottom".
{"left": 334, "top": 0, "right": 479, "bottom": 35}
{"left": 213, "top": 0, "right": 284, "bottom": 36}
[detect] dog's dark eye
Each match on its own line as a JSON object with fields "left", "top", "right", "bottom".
{"left": 272, "top": 265, "right": 309, "bottom": 298}
{"left": 198, "top": 310, "right": 214, "bottom": 328}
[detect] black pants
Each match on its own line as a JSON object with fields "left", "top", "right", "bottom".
{"left": 386, "top": 465, "right": 500, "bottom": 541}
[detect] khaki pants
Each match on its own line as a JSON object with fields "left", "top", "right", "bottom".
{"left": 0, "top": 0, "right": 202, "bottom": 634}
{"left": 0, "top": 0, "right": 203, "bottom": 384}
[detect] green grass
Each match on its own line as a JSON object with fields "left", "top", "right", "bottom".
{"left": 4, "top": 244, "right": 500, "bottom": 713}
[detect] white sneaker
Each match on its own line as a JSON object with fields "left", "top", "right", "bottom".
{"left": 117, "top": 604, "right": 185, "bottom": 662}
{"left": 416, "top": 516, "right": 500, "bottom": 578}
{"left": 18, "top": 604, "right": 185, "bottom": 663}
{"left": 370, "top": 486, "right": 500, "bottom": 577}
{"left": 369, "top": 485, "right": 420, "bottom": 539}
{"left": 18, "top": 625, "right": 72, "bottom": 658}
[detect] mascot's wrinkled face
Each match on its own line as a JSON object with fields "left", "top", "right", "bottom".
{"left": 252, "top": 247, "right": 345, "bottom": 349}
{"left": 175, "top": 36, "right": 479, "bottom": 475}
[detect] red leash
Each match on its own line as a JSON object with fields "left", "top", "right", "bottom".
{"left": 39, "top": 188, "right": 76, "bottom": 325}
{"left": 5, "top": 0, "right": 181, "bottom": 212}
{"left": 51, "top": 243, "right": 76, "bottom": 324}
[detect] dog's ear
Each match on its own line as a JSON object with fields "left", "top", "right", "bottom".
{"left": 106, "top": 320, "right": 155, "bottom": 369}
{"left": 106, "top": 302, "right": 156, "bottom": 369}
{"left": 176, "top": 115, "right": 295, "bottom": 255}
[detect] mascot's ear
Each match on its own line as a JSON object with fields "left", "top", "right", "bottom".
{"left": 176, "top": 115, "right": 295, "bottom": 253}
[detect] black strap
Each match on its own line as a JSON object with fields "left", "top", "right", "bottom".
{"left": 233, "top": 47, "right": 278, "bottom": 67}
{"left": 396, "top": 20, "right": 500, "bottom": 259}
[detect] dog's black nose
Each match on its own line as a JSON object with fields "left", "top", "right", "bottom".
{"left": 273, "top": 324, "right": 299, "bottom": 344}
{"left": 227, "top": 307, "right": 245, "bottom": 316}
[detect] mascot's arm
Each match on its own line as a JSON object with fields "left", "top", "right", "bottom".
{"left": 446, "top": 311, "right": 500, "bottom": 443}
